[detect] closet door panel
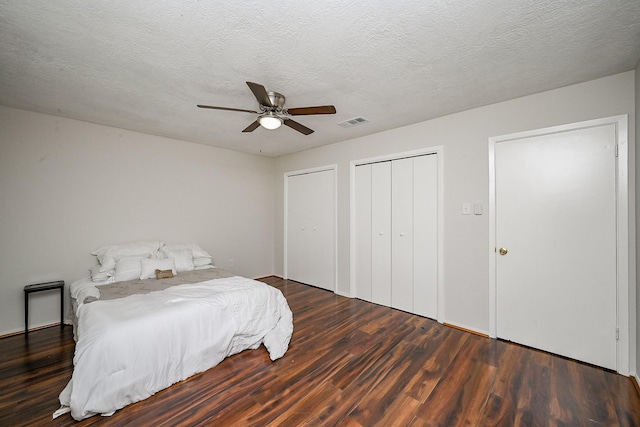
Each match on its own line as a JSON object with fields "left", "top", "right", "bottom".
{"left": 304, "top": 171, "right": 320, "bottom": 287}
{"left": 302, "top": 173, "right": 315, "bottom": 287}
{"left": 413, "top": 155, "right": 438, "bottom": 318}
{"left": 391, "top": 158, "right": 414, "bottom": 312}
{"left": 286, "top": 170, "right": 335, "bottom": 291}
{"left": 314, "top": 169, "right": 335, "bottom": 291}
{"left": 371, "top": 162, "right": 392, "bottom": 306}
{"left": 355, "top": 165, "right": 373, "bottom": 302}
{"left": 286, "top": 174, "right": 308, "bottom": 284}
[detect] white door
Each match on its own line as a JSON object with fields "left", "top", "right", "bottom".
{"left": 391, "top": 158, "right": 414, "bottom": 312}
{"left": 355, "top": 164, "right": 373, "bottom": 302}
{"left": 286, "top": 169, "right": 335, "bottom": 291}
{"left": 495, "top": 123, "right": 617, "bottom": 370}
{"left": 355, "top": 153, "right": 439, "bottom": 318}
{"left": 371, "top": 162, "right": 392, "bottom": 306}
{"left": 413, "top": 155, "right": 438, "bottom": 318}
{"left": 311, "top": 169, "right": 335, "bottom": 290}
{"left": 287, "top": 173, "right": 308, "bottom": 284}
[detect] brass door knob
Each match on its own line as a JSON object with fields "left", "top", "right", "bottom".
{"left": 499, "top": 247, "right": 508, "bottom": 255}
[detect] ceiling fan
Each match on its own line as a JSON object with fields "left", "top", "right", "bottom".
{"left": 197, "top": 82, "right": 336, "bottom": 135}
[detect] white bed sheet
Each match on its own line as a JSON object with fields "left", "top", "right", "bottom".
{"left": 58, "top": 275, "right": 293, "bottom": 421}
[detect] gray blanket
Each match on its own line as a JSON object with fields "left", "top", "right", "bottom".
{"left": 89, "top": 268, "right": 236, "bottom": 303}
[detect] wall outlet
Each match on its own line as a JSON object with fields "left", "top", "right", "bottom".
{"left": 228, "top": 258, "right": 234, "bottom": 268}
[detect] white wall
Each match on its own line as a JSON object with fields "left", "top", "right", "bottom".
{"left": 274, "top": 71, "right": 636, "bottom": 336}
{"left": 1, "top": 72, "right": 635, "bottom": 347}
{"left": 0, "top": 106, "right": 276, "bottom": 336}
{"left": 635, "top": 61, "right": 640, "bottom": 379}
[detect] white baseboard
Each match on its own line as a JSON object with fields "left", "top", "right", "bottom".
{"left": 443, "top": 320, "right": 490, "bottom": 338}
{"left": 632, "top": 373, "right": 640, "bottom": 397}
{"left": 334, "top": 290, "right": 352, "bottom": 298}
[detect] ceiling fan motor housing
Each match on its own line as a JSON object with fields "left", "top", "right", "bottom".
{"left": 266, "top": 91, "right": 286, "bottom": 111}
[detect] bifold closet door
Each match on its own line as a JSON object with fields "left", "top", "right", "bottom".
{"left": 413, "top": 154, "right": 438, "bottom": 318}
{"left": 355, "top": 154, "right": 438, "bottom": 319}
{"left": 391, "top": 155, "right": 438, "bottom": 316}
{"left": 287, "top": 173, "right": 307, "bottom": 285}
{"left": 371, "top": 162, "right": 392, "bottom": 306}
{"left": 286, "top": 169, "right": 335, "bottom": 291}
{"left": 355, "top": 164, "right": 373, "bottom": 302}
{"left": 310, "top": 169, "right": 335, "bottom": 291}
{"left": 391, "top": 158, "right": 413, "bottom": 312}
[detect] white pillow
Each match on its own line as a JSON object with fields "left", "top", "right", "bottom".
{"left": 162, "top": 243, "right": 211, "bottom": 259}
{"left": 193, "top": 257, "right": 213, "bottom": 267}
{"left": 93, "top": 241, "right": 163, "bottom": 272}
{"left": 114, "top": 256, "right": 147, "bottom": 282}
{"left": 89, "top": 264, "right": 113, "bottom": 282}
{"left": 162, "top": 248, "right": 194, "bottom": 273}
{"left": 140, "top": 258, "right": 177, "bottom": 280}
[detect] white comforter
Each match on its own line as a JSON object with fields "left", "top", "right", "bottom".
{"left": 58, "top": 276, "right": 293, "bottom": 421}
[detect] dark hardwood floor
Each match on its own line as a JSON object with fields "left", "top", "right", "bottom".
{"left": 1, "top": 277, "right": 639, "bottom": 426}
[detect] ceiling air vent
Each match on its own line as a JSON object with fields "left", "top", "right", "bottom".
{"left": 338, "top": 116, "right": 369, "bottom": 128}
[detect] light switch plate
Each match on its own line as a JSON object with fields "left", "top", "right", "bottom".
{"left": 474, "top": 203, "right": 483, "bottom": 215}
{"left": 462, "top": 203, "right": 471, "bottom": 215}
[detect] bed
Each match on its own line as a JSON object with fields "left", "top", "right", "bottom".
{"left": 54, "top": 242, "right": 293, "bottom": 421}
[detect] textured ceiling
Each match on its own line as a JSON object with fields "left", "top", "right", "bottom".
{"left": 1, "top": 1, "right": 639, "bottom": 157}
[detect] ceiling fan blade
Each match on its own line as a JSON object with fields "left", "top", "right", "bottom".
{"left": 197, "top": 105, "right": 257, "bottom": 114}
{"left": 287, "top": 105, "right": 337, "bottom": 116}
{"left": 246, "top": 82, "right": 273, "bottom": 107}
{"left": 284, "top": 119, "right": 314, "bottom": 135}
{"left": 242, "top": 121, "right": 261, "bottom": 133}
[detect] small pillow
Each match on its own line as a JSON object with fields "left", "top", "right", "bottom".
{"left": 140, "top": 258, "right": 177, "bottom": 280}
{"left": 162, "top": 243, "right": 211, "bottom": 259}
{"left": 94, "top": 241, "right": 162, "bottom": 273}
{"left": 155, "top": 269, "right": 174, "bottom": 279}
{"left": 114, "top": 256, "right": 146, "bottom": 282}
{"left": 89, "top": 264, "right": 113, "bottom": 282}
{"left": 162, "top": 248, "right": 195, "bottom": 273}
{"left": 193, "top": 257, "right": 213, "bottom": 267}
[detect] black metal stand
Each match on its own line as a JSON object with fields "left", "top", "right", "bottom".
{"left": 24, "top": 280, "right": 64, "bottom": 335}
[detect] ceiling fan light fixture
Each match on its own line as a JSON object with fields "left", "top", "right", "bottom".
{"left": 258, "top": 114, "right": 283, "bottom": 130}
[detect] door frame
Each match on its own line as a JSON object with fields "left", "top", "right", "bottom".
{"left": 283, "top": 164, "right": 338, "bottom": 291}
{"left": 349, "top": 146, "right": 445, "bottom": 323}
{"left": 488, "top": 115, "right": 630, "bottom": 374}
